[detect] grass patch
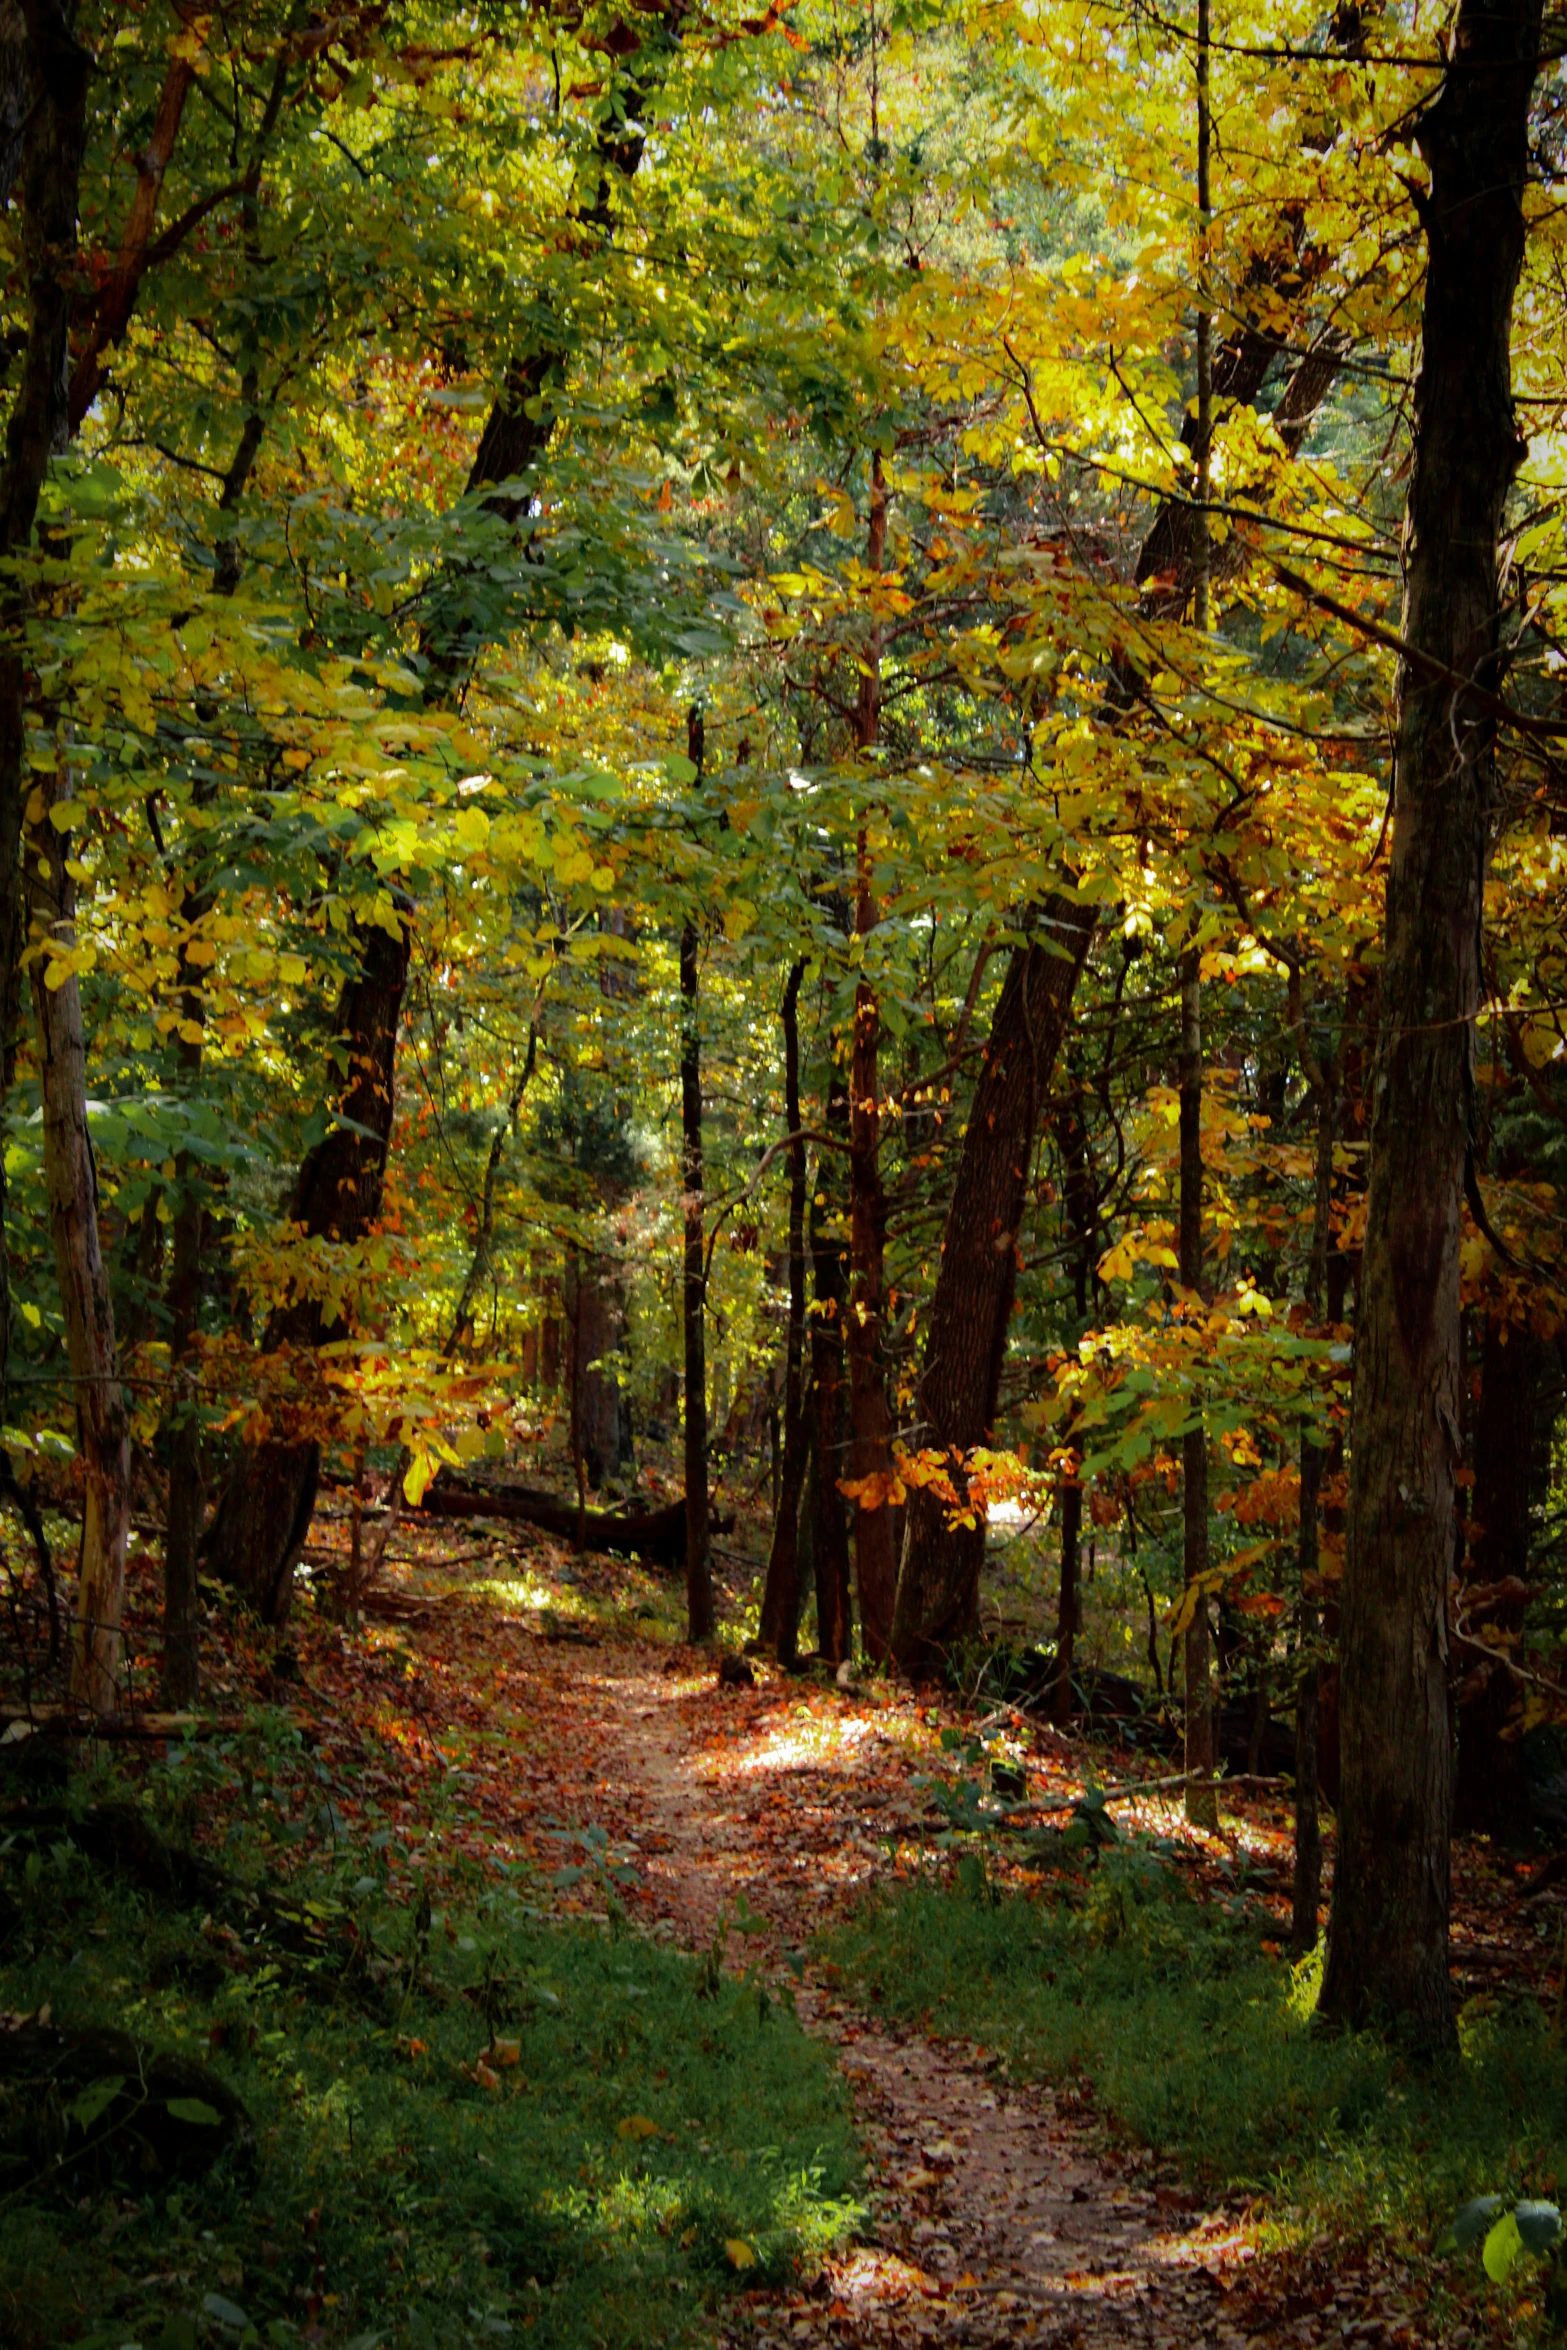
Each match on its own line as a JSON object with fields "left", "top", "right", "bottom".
{"left": 828, "top": 1845, "right": 1567, "bottom": 2254}
{"left": 1, "top": 1747, "right": 860, "bottom": 2350}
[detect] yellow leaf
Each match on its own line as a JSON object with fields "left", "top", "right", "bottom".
{"left": 728, "top": 796, "right": 761, "bottom": 833}
{"left": 723, "top": 2239, "right": 756, "bottom": 2270}
{"left": 617, "top": 2114, "right": 660, "bottom": 2140}
{"left": 48, "top": 798, "right": 86, "bottom": 832}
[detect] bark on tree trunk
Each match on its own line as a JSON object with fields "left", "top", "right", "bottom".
{"left": 1293, "top": 1034, "right": 1337, "bottom": 1953}
{"left": 160, "top": 409, "right": 268, "bottom": 1706}
{"left": 759, "top": 959, "right": 809, "bottom": 1660}
{"left": 845, "top": 455, "right": 897, "bottom": 1661}
{"left": 1054, "top": 1476, "right": 1081, "bottom": 1727}
{"left": 0, "top": 5, "right": 90, "bottom": 1609}
{"left": 889, "top": 898, "right": 1096, "bottom": 1675}
{"left": 1318, "top": 0, "right": 1541, "bottom": 2048}
{"left": 1052, "top": 1082, "right": 1096, "bottom": 1723}
{"left": 1179, "top": 950, "right": 1217, "bottom": 1830}
{"left": 203, "top": 912, "right": 411, "bottom": 1626}
{"left": 681, "top": 711, "right": 714, "bottom": 1642}
{"left": 27, "top": 777, "right": 132, "bottom": 1717}
{"left": 810, "top": 1072, "right": 853, "bottom": 1663}
{"left": 1469, "top": 1311, "right": 1542, "bottom": 1585}
{"left": 848, "top": 839, "right": 896, "bottom": 1660}
{"left": 679, "top": 922, "right": 713, "bottom": 1638}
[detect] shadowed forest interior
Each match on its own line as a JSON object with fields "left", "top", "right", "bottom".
{"left": 2, "top": 1, "right": 1567, "bottom": 2345}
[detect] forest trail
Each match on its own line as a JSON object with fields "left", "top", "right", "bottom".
{"left": 537, "top": 1643, "right": 1308, "bottom": 2350}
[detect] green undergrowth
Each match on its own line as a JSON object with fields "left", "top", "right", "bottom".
{"left": 0, "top": 1751, "right": 861, "bottom": 2350}
{"left": 829, "top": 1845, "right": 1567, "bottom": 2265}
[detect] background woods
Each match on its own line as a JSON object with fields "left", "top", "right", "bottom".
{"left": 2, "top": 0, "right": 1567, "bottom": 2303}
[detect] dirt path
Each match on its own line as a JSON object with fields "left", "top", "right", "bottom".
{"left": 583, "top": 1646, "right": 1275, "bottom": 2350}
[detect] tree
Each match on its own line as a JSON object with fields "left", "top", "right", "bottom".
{"left": 1318, "top": 0, "right": 1544, "bottom": 2046}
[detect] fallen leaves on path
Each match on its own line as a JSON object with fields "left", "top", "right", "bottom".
{"left": 8, "top": 1502, "right": 1546, "bottom": 2348}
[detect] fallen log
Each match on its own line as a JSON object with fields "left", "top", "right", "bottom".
{"left": 413, "top": 1475, "right": 732, "bottom": 1566}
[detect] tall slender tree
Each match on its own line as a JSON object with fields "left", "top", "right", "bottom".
{"left": 1318, "top": 0, "right": 1544, "bottom": 2045}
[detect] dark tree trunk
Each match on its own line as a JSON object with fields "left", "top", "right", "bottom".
{"left": 1469, "top": 1312, "right": 1542, "bottom": 1585}
{"left": 203, "top": 914, "right": 411, "bottom": 1625}
{"left": 1319, "top": 0, "right": 1541, "bottom": 2048}
{"left": 28, "top": 775, "right": 132, "bottom": 1717}
{"left": 759, "top": 960, "right": 809, "bottom": 1660}
{"left": 845, "top": 456, "right": 897, "bottom": 1661}
{"left": 0, "top": 5, "right": 90, "bottom": 1651}
{"left": 1051, "top": 1081, "right": 1095, "bottom": 1725}
{"left": 161, "top": 408, "right": 269, "bottom": 1705}
{"left": 848, "top": 845, "right": 896, "bottom": 1660}
{"left": 160, "top": 1070, "right": 205, "bottom": 1708}
{"left": 681, "top": 706, "right": 714, "bottom": 1642}
{"left": 1054, "top": 1478, "right": 1081, "bottom": 1726}
{"left": 1179, "top": 950, "right": 1217, "bottom": 1830}
{"left": 810, "top": 1073, "right": 853, "bottom": 1663}
{"left": 679, "top": 917, "right": 712, "bottom": 1639}
{"left": 890, "top": 898, "right": 1096, "bottom": 1675}
{"left": 1293, "top": 1043, "right": 1337, "bottom": 1954}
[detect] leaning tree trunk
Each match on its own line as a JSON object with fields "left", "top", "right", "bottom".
{"left": 1318, "top": 0, "right": 1542, "bottom": 2047}
{"left": 28, "top": 777, "right": 132, "bottom": 1717}
{"left": 759, "top": 959, "right": 809, "bottom": 1660}
{"left": 203, "top": 914, "right": 411, "bottom": 1626}
{"left": 889, "top": 898, "right": 1096, "bottom": 1674}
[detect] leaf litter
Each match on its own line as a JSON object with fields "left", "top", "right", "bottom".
{"left": 25, "top": 1501, "right": 1559, "bottom": 2348}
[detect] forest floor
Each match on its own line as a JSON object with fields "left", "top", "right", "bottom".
{"left": 2, "top": 1483, "right": 1559, "bottom": 2347}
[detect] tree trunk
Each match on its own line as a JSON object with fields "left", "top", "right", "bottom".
{"left": 759, "top": 959, "right": 809, "bottom": 1660}
{"left": 844, "top": 455, "right": 897, "bottom": 1661}
{"left": 1318, "top": 0, "right": 1541, "bottom": 2048}
{"left": 0, "top": 4, "right": 89, "bottom": 1576}
{"left": 889, "top": 898, "right": 1096, "bottom": 1675}
{"left": 1054, "top": 1476, "right": 1081, "bottom": 1726}
{"left": 1052, "top": 1081, "right": 1096, "bottom": 1724}
{"left": 203, "top": 913, "right": 411, "bottom": 1625}
{"left": 160, "top": 407, "right": 270, "bottom": 1705}
{"left": 810, "top": 1072, "right": 853, "bottom": 1663}
{"left": 1469, "top": 1311, "right": 1542, "bottom": 1585}
{"left": 27, "top": 777, "right": 131, "bottom": 1717}
{"left": 160, "top": 1079, "right": 204, "bottom": 1708}
{"left": 1292, "top": 1041, "right": 1337, "bottom": 1954}
{"left": 680, "top": 708, "right": 714, "bottom": 1643}
{"left": 1179, "top": 950, "right": 1217, "bottom": 1830}
{"left": 848, "top": 840, "right": 896, "bottom": 1660}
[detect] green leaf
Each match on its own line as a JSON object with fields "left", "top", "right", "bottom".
{"left": 66, "top": 2073, "right": 124, "bottom": 2133}
{"left": 1437, "top": 2194, "right": 1502, "bottom": 2256}
{"left": 167, "top": 2096, "right": 223, "bottom": 2127}
{"left": 155, "top": 2316, "right": 199, "bottom": 2350}
{"left": 1483, "top": 2210, "right": 1524, "bottom": 2283}
{"left": 204, "top": 2293, "right": 252, "bottom": 2331}
{"left": 1515, "top": 2200, "right": 1561, "bottom": 2255}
